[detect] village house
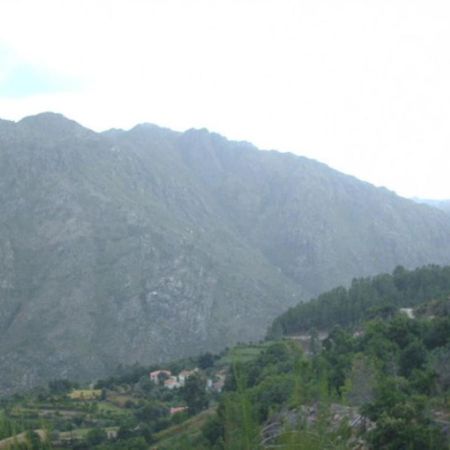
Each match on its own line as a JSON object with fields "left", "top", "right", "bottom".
{"left": 164, "top": 376, "right": 182, "bottom": 390}
{"left": 177, "top": 368, "right": 198, "bottom": 386}
{"left": 149, "top": 369, "right": 171, "bottom": 384}
{"left": 212, "top": 378, "right": 225, "bottom": 393}
{"left": 213, "top": 373, "right": 226, "bottom": 392}
{"left": 170, "top": 406, "right": 188, "bottom": 415}
{"left": 149, "top": 367, "right": 201, "bottom": 390}
{"left": 207, "top": 370, "right": 226, "bottom": 393}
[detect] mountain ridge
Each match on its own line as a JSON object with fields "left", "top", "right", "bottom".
{"left": 1, "top": 112, "right": 450, "bottom": 393}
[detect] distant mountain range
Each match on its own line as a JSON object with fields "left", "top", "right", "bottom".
{"left": 1, "top": 112, "right": 450, "bottom": 393}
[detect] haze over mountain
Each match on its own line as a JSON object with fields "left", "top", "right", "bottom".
{"left": 1, "top": 112, "right": 450, "bottom": 393}
{"left": 413, "top": 198, "right": 450, "bottom": 216}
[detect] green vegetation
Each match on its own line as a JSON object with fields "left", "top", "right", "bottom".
{"left": 0, "top": 350, "right": 228, "bottom": 449}
{"left": 4, "top": 303, "right": 444, "bottom": 448}
{"left": 216, "top": 342, "right": 272, "bottom": 366}
{"left": 197, "top": 307, "right": 450, "bottom": 449}
{"left": 269, "top": 265, "right": 450, "bottom": 337}
{"left": 68, "top": 390, "right": 102, "bottom": 401}
{"left": 1, "top": 267, "right": 450, "bottom": 448}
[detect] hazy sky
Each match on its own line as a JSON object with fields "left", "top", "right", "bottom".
{"left": 1, "top": 0, "right": 449, "bottom": 199}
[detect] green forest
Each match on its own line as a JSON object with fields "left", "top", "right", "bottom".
{"left": 268, "top": 265, "right": 450, "bottom": 337}
{"left": 199, "top": 310, "right": 450, "bottom": 449}
{"left": 0, "top": 266, "right": 449, "bottom": 449}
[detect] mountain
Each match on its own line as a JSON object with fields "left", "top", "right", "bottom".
{"left": 413, "top": 198, "right": 450, "bottom": 216}
{"left": 1, "top": 112, "right": 450, "bottom": 393}
{"left": 436, "top": 201, "right": 450, "bottom": 215}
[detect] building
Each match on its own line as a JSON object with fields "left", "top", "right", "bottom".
{"left": 164, "top": 377, "right": 182, "bottom": 390}
{"left": 170, "top": 406, "right": 188, "bottom": 415}
{"left": 149, "top": 370, "right": 172, "bottom": 384}
{"left": 178, "top": 368, "right": 198, "bottom": 386}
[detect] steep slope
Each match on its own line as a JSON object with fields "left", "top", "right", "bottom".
{"left": 1, "top": 112, "right": 450, "bottom": 393}
{"left": 175, "top": 129, "right": 450, "bottom": 294}
{"left": 0, "top": 114, "right": 300, "bottom": 393}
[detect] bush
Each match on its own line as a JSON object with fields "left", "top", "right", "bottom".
{"left": 85, "top": 427, "right": 108, "bottom": 446}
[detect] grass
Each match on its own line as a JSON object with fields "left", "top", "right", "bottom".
{"left": 107, "top": 393, "right": 135, "bottom": 407}
{"left": 68, "top": 389, "right": 102, "bottom": 400}
{"left": 0, "top": 430, "right": 47, "bottom": 450}
{"left": 217, "top": 341, "right": 275, "bottom": 366}
{"left": 153, "top": 408, "right": 215, "bottom": 448}
{"left": 96, "top": 401, "right": 130, "bottom": 417}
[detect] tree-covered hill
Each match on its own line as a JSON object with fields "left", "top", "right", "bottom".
{"left": 268, "top": 265, "right": 450, "bottom": 338}
{"left": 200, "top": 302, "right": 450, "bottom": 450}
{"left": 1, "top": 297, "right": 448, "bottom": 449}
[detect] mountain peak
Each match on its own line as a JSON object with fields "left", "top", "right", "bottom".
{"left": 20, "top": 111, "right": 73, "bottom": 124}
{"left": 18, "top": 112, "right": 91, "bottom": 137}
{"left": 129, "top": 122, "right": 180, "bottom": 136}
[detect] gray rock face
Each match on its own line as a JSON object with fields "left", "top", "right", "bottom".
{"left": 1, "top": 112, "right": 450, "bottom": 393}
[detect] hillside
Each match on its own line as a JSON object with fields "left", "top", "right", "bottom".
{"left": 0, "top": 292, "right": 448, "bottom": 449}
{"left": 268, "top": 265, "right": 450, "bottom": 338}
{"left": 2, "top": 113, "right": 450, "bottom": 392}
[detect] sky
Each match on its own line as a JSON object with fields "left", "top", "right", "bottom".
{"left": 1, "top": 0, "right": 450, "bottom": 199}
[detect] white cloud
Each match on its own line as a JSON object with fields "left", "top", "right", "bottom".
{"left": 1, "top": 0, "right": 450, "bottom": 198}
